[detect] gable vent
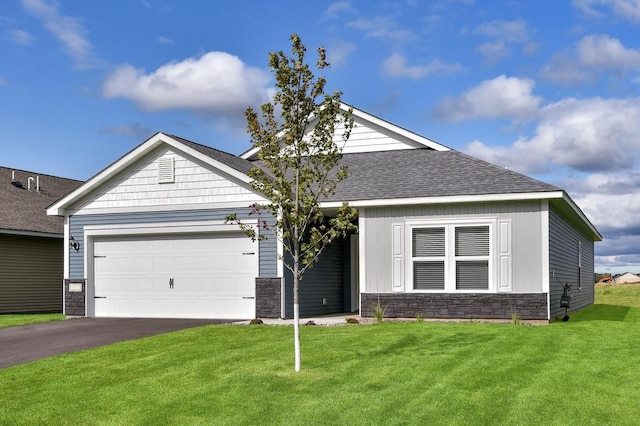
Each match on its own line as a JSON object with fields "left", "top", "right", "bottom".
{"left": 158, "top": 157, "right": 175, "bottom": 183}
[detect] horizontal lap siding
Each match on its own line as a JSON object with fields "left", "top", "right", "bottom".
{"left": 69, "top": 208, "right": 277, "bottom": 280}
{"left": 549, "top": 207, "right": 594, "bottom": 319}
{"left": 363, "top": 201, "right": 544, "bottom": 293}
{"left": 0, "top": 234, "right": 63, "bottom": 313}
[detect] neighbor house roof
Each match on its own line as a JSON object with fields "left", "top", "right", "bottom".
{"left": 0, "top": 166, "right": 82, "bottom": 237}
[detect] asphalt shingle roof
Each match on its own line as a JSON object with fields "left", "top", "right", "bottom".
{"left": 169, "top": 134, "right": 256, "bottom": 176}
{"left": 0, "top": 167, "right": 82, "bottom": 235}
{"left": 326, "top": 149, "right": 561, "bottom": 202}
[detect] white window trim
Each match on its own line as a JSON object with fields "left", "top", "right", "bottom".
{"left": 405, "top": 218, "right": 497, "bottom": 293}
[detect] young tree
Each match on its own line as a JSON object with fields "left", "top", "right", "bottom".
{"left": 227, "top": 34, "right": 357, "bottom": 372}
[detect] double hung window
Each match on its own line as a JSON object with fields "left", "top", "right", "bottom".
{"left": 411, "top": 223, "right": 491, "bottom": 291}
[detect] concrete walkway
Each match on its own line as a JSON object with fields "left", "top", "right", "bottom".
{"left": 0, "top": 318, "right": 229, "bottom": 369}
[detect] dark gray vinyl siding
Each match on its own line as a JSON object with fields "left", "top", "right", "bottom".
{"left": 549, "top": 206, "right": 595, "bottom": 319}
{"left": 0, "top": 234, "right": 63, "bottom": 313}
{"left": 68, "top": 208, "right": 277, "bottom": 279}
{"left": 284, "top": 237, "right": 345, "bottom": 317}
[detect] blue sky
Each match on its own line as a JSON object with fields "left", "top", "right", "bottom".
{"left": 2, "top": 0, "right": 640, "bottom": 274}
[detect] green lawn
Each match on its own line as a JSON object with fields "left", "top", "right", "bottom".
{"left": 0, "top": 313, "right": 64, "bottom": 329}
{"left": 1, "top": 287, "right": 639, "bottom": 425}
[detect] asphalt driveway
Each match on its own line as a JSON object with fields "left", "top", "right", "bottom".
{"left": 0, "top": 318, "right": 231, "bottom": 369}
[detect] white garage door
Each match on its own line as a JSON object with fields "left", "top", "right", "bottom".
{"left": 92, "top": 233, "right": 258, "bottom": 319}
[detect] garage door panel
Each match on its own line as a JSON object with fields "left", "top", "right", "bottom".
{"left": 94, "top": 233, "right": 257, "bottom": 319}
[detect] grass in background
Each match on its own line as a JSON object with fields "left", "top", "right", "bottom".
{"left": 0, "top": 286, "right": 639, "bottom": 425}
{"left": 0, "top": 313, "right": 64, "bottom": 329}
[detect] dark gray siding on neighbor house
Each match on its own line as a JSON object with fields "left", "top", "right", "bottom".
{"left": 68, "top": 208, "right": 277, "bottom": 280}
{"left": 0, "top": 234, "right": 63, "bottom": 313}
{"left": 549, "top": 206, "right": 594, "bottom": 319}
{"left": 284, "top": 237, "right": 346, "bottom": 318}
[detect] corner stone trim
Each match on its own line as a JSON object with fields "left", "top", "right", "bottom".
{"left": 64, "top": 279, "right": 86, "bottom": 317}
{"left": 255, "top": 278, "right": 281, "bottom": 319}
{"left": 361, "top": 293, "right": 548, "bottom": 320}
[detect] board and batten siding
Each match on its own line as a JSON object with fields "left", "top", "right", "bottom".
{"left": 548, "top": 206, "right": 594, "bottom": 319}
{"left": 0, "top": 234, "right": 63, "bottom": 313}
{"left": 67, "top": 208, "right": 277, "bottom": 281}
{"left": 361, "top": 201, "right": 545, "bottom": 294}
{"left": 72, "top": 145, "right": 261, "bottom": 213}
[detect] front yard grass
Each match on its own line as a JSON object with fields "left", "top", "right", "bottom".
{"left": 1, "top": 286, "right": 639, "bottom": 425}
{"left": 0, "top": 313, "right": 64, "bottom": 329}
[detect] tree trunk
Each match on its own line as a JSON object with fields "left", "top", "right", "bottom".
{"left": 293, "top": 262, "right": 301, "bottom": 372}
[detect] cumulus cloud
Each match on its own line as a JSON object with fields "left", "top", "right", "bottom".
{"left": 326, "top": 40, "right": 356, "bottom": 67}
{"left": 20, "top": 0, "right": 102, "bottom": 69}
{"left": 475, "top": 19, "right": 531, "bottom": 64}
{"left": 574, "top": 0, "right": 640, "bottom": 22}
{"left": 381, "top": 53, "right": 464, "bottom": 79}
{"left": 433, "top": 75, "right": 542, "bottom": 121}
{"left": 324, "top": 1, "right": 355, "bottom": 19}
{"left": 102, "top": 51, "right": 273, "bottom": 115}
{"left": 542, "top": 34, "right": 640, "bottom": 84}
{"left": 464, "top": 97, "right": 640, "bottom": 174}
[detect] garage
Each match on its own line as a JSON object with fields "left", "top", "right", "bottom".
{"left": 91, "top": 232, "right": 258, "bottom": 319}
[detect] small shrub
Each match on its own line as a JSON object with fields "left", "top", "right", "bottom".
{"left": 511, "top": 312, "right": 523, "bottom": 325}
{"left": 415, "top": 313, "right": 425, "bottom": 322}
{"left": 249, "top": 318, "right": 264, "bottom": 325}
{"left": 346, "top": 317, "right": 359, "bottom": 324}
{"left": 305, "top": 320, "right": 316, "bottom": 326}
{"left": 372, "top": 300, "right": 386, "bottom": 323}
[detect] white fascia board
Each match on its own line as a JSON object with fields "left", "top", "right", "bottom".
{"left": 561, "top": 192, "right": 602, "bottom": 241}
{"left": 47, "top": 133, "right": 256, "bottom": 216}
{"left": 320, "top": 191, "right": 566, "bottom": 209}
{"left": 239, "top": 103, "right": 451, "bottom": 160}
{"left": 347, "top": 105, "right": 450, "bottom": 151}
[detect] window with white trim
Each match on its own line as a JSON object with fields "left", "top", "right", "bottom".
{"left": 410, "top": 223, "right": 492, "bottom": 292}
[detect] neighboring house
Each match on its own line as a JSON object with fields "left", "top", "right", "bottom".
{"left": 613, "top": 273, "right": 640, "bottom": 284}
{"left": 598, "top": 276, "right": 612, "bottom": 284}
{"left": 0, "top": 167, "right": 82, "bottom": 313}
{"left": 46, "top": 105, "right": 601, "bottom": 321}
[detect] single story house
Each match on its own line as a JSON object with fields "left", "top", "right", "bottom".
{"left": 613, "top": 273, "right": 640, "bottom": 284}
{"left": 1, "top": 166, "right": 82, "bottom": 313}
{"left": 46, "top": 105, "right": 601, "bottom": 321}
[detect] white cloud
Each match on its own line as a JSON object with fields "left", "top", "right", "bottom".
{"left": 102, "top": 51, "right": 273, "bottom": 115}
{"left": 574, "top": 0, "right": 640, "bottom": 22}
{"left": 464, "top": 97, "right": 640, "bottom": 174}
{"left": 157, "top": 36, "right": 175, "bottom": 46}
{"left": 476, "top": 41, "right": 511, "bottom": 64}
{"left": 434, "top": 75, "right": 542, "bottom": 121}
{"left": 20, "top": 0, "right": 102, "bottom": 69}
{"left": 348, "top": 16, "right": 412, "bottom": 42}
{"left": 324, "top": 2, "right": 355, "bottom": 19}
{"left": 9, "top": 29, "right": 34, "bottom": 45}
{"left": 476, "top": 19, "right": 530, "bottom": 42}
{"left": 327, "top": 40, "right": 356, "bottom": 68}
{"left": 541, "top": 34, "right": 640, "bottom": 84}
{"left": 381, "top": 53, "right": 464, "bottom": 79}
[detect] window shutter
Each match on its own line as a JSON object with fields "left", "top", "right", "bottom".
{"left": 413, "top": 228, "right": 445, "bottom": 257}
{"left": 158, "top": 157, "right": 175, "bottom": 183}
{"left": 414, "top": 261, "right": 445, "bottom": 290}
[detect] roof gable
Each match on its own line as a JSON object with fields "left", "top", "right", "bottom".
{"left": 47, "top": 133, "right": 259, "bottom": 216}
{"left": 240, "top": 104, "right": 450, "bottom": 160}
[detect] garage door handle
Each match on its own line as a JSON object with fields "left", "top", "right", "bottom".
{"left": 242, "top": 296, "right": 255, "bottom": 300}
{"left": 94, "top": 296, "right": 107, "bottom": 299}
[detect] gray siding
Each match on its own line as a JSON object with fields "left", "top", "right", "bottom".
{"left": 0, "top": 234, "right": 63, "bottom": 313}
{"left": 549, "top": 206, "right": 595, "bottom": 319}
{"left": 68, "top": 208, "right": 277, "bottom": 280}
{"left": 362, "top": 201, "right": 544, "bottom": 293}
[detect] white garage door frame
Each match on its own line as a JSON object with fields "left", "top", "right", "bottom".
{"left": 84, "top": 220, "right": 257, "bottom": 318}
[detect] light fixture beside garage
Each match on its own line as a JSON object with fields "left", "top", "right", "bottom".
{"left": 69, "top": 235, "right": 80, "bottom": 252}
